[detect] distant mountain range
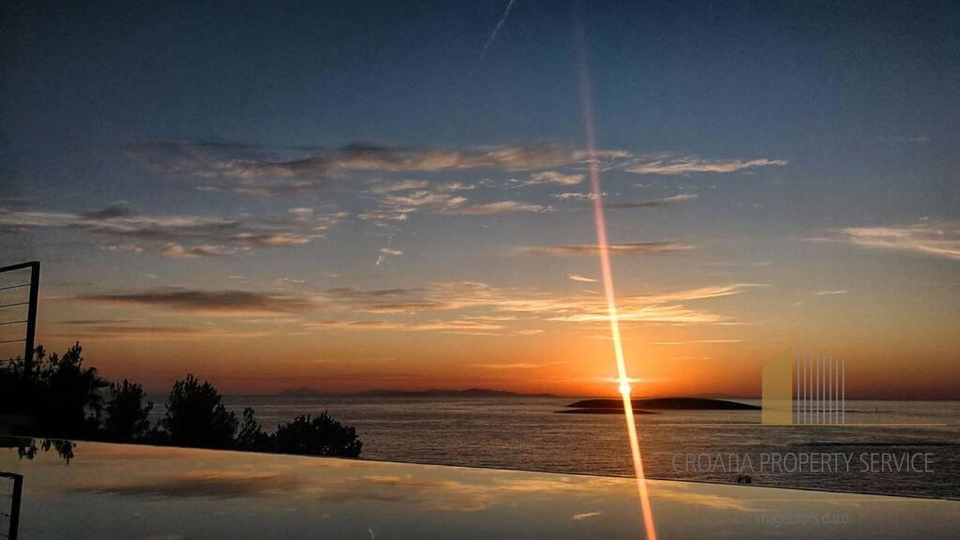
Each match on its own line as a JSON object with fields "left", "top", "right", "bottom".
{"left": 275, "top": 387, "right": 556, "bottom": 398}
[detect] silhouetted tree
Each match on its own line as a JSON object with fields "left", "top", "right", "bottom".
{"left": 4, "top": 344, "right": 365, "bottom": 458}
{"left": 36, "top": 343, "right": 109, "bottom": 437}
{"left": 0, "top": 347, "right": 35, "bottom": 417}
{"left": 161, "top": 374, "right": 238, "bottom": 448}
{"left": 104, "top": 379, "right": 153, "bottom": 441}
{"left": 0, "top": 343, "right": 108, "bottom": 438}
{"left": 271, "top": 412, "right": 362, "bottom": 457}
{"left": 236, "top": 407, "right": 269, "bottom": 451}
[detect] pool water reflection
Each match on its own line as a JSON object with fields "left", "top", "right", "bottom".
{"left": 1, "top": 437, "right": 957, "bottom": 539}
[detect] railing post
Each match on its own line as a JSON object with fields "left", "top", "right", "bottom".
{"left": 23, "top": 262, "right": 40, "bottom": 381}
{"left": 1, "top": 472, "right": 23, "bottom": 540}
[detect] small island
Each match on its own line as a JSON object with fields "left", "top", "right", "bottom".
{"left": 559, "top": 397, "right": 760, "bottom": 414}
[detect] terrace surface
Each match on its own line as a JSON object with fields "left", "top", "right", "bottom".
{"left": 0, "top": 437, "right": 958, "bottom": 539}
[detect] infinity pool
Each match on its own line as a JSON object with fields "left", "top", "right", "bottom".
{"left": 1, "top": 437, "right": 957, "bottom": 539}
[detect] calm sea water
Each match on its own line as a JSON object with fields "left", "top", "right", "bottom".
{"left": 161, "top": 396, "right": 958, "bottom": 499}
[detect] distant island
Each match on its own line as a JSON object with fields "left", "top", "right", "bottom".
{"left": 275, "top": 388, "right": 332, "bottom": 397}
{"left": 560, "top": 397, "right": 761, "bottom": 414}
{"left": 276, "top": 387, "right": 556, "bottom": 398}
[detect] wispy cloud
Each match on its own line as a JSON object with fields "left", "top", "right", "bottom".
{"left": 839, "top": 222, "right": 960, "bottom": 262}
{"left": 367, "top": 179, "right": 476, "bottom": 195}
{"left": 357, "top": 209, "right": 414, "bottom": 222}
{"left": 604, "top": 194, "right": 698, "bottom": 209}
{"left": 0, "top": 205, "right": 236, "bottom": 239}
{"left": 553, "top": 192, "right": 596, "bottom": 201}
{"left": 129, "top": 141, "right": 585, "bottom": 182}
{"left": 473, "top": 363, "right": 542, "bottom": 369}
{"left": 367, "top": 180, "right": 431, "bottom": 193}
{"left": 379, "top": 190, "right": 468, "bottom": 210}
{"left": 623, "top": 284, "right": 765, "bottom": 303}
{"left": 625, "top": 156, "right": 787, "bottom": 175}
{"left": 360, "top": 184, "right": 548, "bottom": 224}
{"left": 51, "top": 325, "right": 272, "bottom": 340}
{"left": 568, "top": 274, "right": 596, "bottom": 283}
{"left": 437, "top": 182, "right": 476, "bottom": 192}
{"left": 318, "top": 286, "right": 454, "bottom": 314}
{"left": 71, "top": 280, "right": 759, "bottom": 331}
{"left": 548, "top": 304, "right": 728, "bottom": 324}
{"left": 652, "top": 339, "right": 743, "bottom": 345}
{"left": 441, "top": 201, "right": 551, "bottom": 215}
{"left": 473, "top": 361, "right": 564, "bottom": 369}
{"left": 814, "top": 289, "right": 847, "bottom": 296}
{"left": 312, "top": 281, "right": 757, "bottom": 327}
{"left": 56, "top": 318, "right": 136, "bottom": 325}
{"left": 156, "top": 243, "right": 230, "bottom": 258}
{"left": 77, "top": 288, "right": 314, "bottom": 314}
{"left": 513, "top": 171, "right": 585, "bottom": 186}
{"left": 515, "top": 242, "right": 695, "bottom": 257}
{"left": 227, "top": 232, "right": 316, "bottom": 247}
{"left": 102, "top": 244, "right": 145, "bottom": 254}
{"left": 129, "top": 141, "right": 785, "bottom": 187}
{"left": 307, "top": 319, "right": 505, "bottom": 335}
{"left": 552, "top": 191, "right": 695, "bottom": 210}
{"left": 0, "top": 205, "right": 340, "bottom": 257}
{"left": 196, "top": 181, "right": 329, "bottom": 196}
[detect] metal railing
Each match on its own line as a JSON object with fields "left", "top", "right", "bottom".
{"left": 0, "top": 262, "right": 39, "bottom": 379}
{"left": 0, "top": 472, "right": 22, "bottom": 540}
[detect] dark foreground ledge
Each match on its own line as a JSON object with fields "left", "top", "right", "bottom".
{"left": 1, "top": 436, "right": 956, "bottom": 539}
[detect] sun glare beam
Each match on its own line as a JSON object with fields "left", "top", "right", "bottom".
{"left": 576, "top": 18, "right": 659, "bottom": 540}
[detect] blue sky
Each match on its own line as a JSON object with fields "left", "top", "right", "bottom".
{"left": 2, "top": 0, "right": 959, "bottom": 396}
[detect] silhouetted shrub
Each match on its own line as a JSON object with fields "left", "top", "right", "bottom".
{"left": 0, "top": 343, "right": 108, "bottom": 438}
{"left": 161, "top": 374, "right": 238, "bottom": 449}
{"left": 0, "top": 350, "right": 33, "bottom": 416}
{"left": 236, "top": 407, "right": 269, "bottom": 451}
{"left": 271, "top": 412, "right": 362, "bottom": 457}
{"left": 4, "top": 344, "right": 364, "bottom": 458}
{"left": 104, "top": 379, "right": 153, "bottom": 441}
{"left": 38, "top": 343, "right": 109, "bottom": 437}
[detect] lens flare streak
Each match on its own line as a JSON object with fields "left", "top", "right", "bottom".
{"left": 576, "top": 23, "right": 659, "bottom": 540}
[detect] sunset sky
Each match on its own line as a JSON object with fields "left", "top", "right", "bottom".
{"left": 2, "top": 1, "right": 958, "bottom": 398}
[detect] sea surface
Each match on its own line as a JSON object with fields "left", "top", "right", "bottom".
{"left": 157, "top": 396, "right": 958, "bottom": 500}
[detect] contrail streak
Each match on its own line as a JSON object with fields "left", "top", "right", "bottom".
{"left": 471, "top": 0, "right": 518, "bottom": 74}
{"left": 576, "top": 19, "right": 659, "bottom": 540}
